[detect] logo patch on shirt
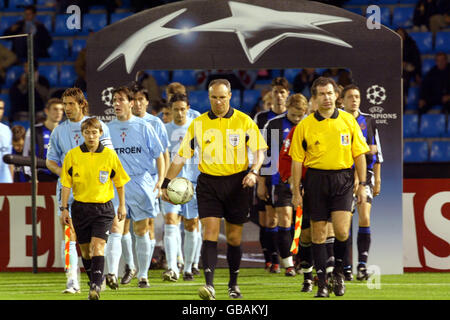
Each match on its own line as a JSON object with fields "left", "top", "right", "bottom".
{"left": 229, "top": 134, "right": 240, "bottom": 147}
{"left": 99, "top": 170, "right": 109, "bottom": 184}
{"left": 341, "top": 133, "right": 350, "bottom": 146}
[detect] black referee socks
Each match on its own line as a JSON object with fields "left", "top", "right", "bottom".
{"left": 227, "top": 243, "right": 242, "bottom": 287}
{"left": 81, "top": 257, "right": 92, "bottom": 282}
{"left": 91, "top": 256, "right": 105, "bottom": 287}
{"left": 201, "top": 240, "right": 218, "bottom": 286}
{"left": 312, "top": 243, "right": 327, "bottom": 283}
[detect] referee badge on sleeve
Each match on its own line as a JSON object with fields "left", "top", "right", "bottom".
{"left": 341, "top": 133, "right": 350, "bottom": 146}
{"left": 99, "top": 170, "right": 109, "bottom": 184}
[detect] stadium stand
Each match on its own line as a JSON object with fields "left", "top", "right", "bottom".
{"left": 0, "top": 0, "right": 448, "bottom": 166}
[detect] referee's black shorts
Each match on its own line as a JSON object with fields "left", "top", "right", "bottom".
{"left": 196, "top": 170, "right": 251, "bottom": 225}
{"left": 303, "top": 168, "right": 354, "bottom": 222}
{"left": 71, "top": 200, "right": 115, "bottom": 244}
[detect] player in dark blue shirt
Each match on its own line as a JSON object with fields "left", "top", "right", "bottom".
{"left": 260, "top": 93, "right": 308, "bottom": 276}
{"left": 23, "top": 98, "right": 64, "bottom": 181}
{"left": 253, "top": 77, "right": 289, "bottom": 273}
{"left": 341, "top": 84, "right": 383, "bottom": 281}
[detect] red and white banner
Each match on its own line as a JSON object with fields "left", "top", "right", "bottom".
{"left": 0, "top": 182, "right": 64, "bottom": 271}
{"left": 403, "top": 179, "right": 450, "bottom": 272}
{"left": 1, "top": 179, "right": 449, "bottom": 272}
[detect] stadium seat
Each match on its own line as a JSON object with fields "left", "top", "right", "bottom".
{"left": 188, "top": 90, "right": 209, "bottom": 114}
{"left": 392, "top": 7, "right": 414, "bottom": 28}
{"left": 422, "top": 58, "right": 435, "bottom": 75}
{"left": 4, "top": 0, "right": 33, "bottom": 11}
{"left": 12, "top": 120, "right": 30, "bottom": 131}
{"left": 403, "top": 114, "right": 419, "bottom": 138}
{"left": 54, "top": 14, "right": 84, "bottom": 36}
{"left": 283, "top": 69, "right": 301, "bottom": 84}
{"left": 231, "top": 90, "right": 241, "bottom": 110}
{"left": 242, "top": 89, "right": 261, "bottom": 114}
{"left": 0, "top": 40, "right": 12, "bottom": 50}
{"left": 345, "top": 0, "right": 370, "bottom": 4}
{"left": 82, "top": 13, "right": 107, "bottom": 34}
{"left": 430, "top": 141, "right": 450, "bottom": 162}
{"left": 0, "top": 94, "right": 12, "bottom": 118}
{"left": 404, "top": 141, "right": 428, "bottom": 162}
{"left": 110, "top": 12, "right": 133, "bottom": 24}
{"left": 344, "top": 7, "right": 363, "bottom": 16}
{"left": 0, "top": 15, "right": 22, "bottom": 35}
{"left": 59, "top": 65, "right": 77, "bottom": 87}
{"left": 172, "top": 70, "right": 198, "bottom": 86}
{"left": 5, "top": 65, "right": 24, "bottom": 88}
{"left": 406, "top": 86, "right": 419, "bottom": 110}
{"left": 36, "top": 14, "right": 52, "bottom": 33}
{"left": 70, "top": 39, "right": 86, "bottom": 60}
{"left": 38, "top": 65, "right": 58, "bottom": 87}
{"left": 409, "top": 32, "right": 433, "bottom": 54}
{"left": 145, "top": 70, "right": 170, "bottom": 86}
{"left": 375, "top": 0, "right": 398, "bottom": 4}
{"left": 419, "top": 114, "right": 446, "bottom": 137}
{"left": 434, "top": 32, "right": 450, "bottom": 54}
{"left": 41, "top": 39, "right": 69, "bottom": 62}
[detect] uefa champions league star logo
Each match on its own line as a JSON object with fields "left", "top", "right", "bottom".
{"left": 101, "top": 87, "right": 114, "bottom": 107}
{"left": 98, "top": 1, "right": 353, "bottom": 73}
{"left": 366, "top": 85, "right": 386, "bottom": 105}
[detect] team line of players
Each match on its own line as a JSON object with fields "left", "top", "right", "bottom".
{"left": 46, "top": 76, "right": 382, "bottom": 299}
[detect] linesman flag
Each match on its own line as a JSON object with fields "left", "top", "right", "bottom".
{"left": 64, "top": 225, "right": 70, "bottom": 270}
{"left": 290, "top": 206, "right": 303, "bottom": 254}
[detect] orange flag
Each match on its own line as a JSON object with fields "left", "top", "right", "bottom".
{"left": 64, "top": 225, "right": 70, "bottom": 270}
{"left": 290, "top": 206, "right": 303, "bottom": 254}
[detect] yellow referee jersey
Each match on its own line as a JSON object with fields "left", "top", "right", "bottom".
{"left": 61, "top": 143, "right": 130, "bottom": 203}
{"left": 178, "top": 108, "right": 268, "bottom": 176}
{"left": 289, "top": 108, "right": 370, "bottom": 170}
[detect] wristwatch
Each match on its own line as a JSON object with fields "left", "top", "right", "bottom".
{"left": 359, "top": 181, "right": 368, "bottom": 186}
{"left": 59, "top": 206, "right": 69, "bottom": 211}
{"left": 249, "top": 169, "right": 259, "bottom": 176}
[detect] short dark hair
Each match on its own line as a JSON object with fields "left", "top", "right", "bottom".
{"left": 169, "top": 93, "right": 189, "bottom": 107}
{"left": 25, "top": 5, "right": 37, "bottom": 14}
{"left": 46, "top": 97, "right": 63, "bottom": 110}
{"left": 131, "top": 83, "right": 150, "bottom": 101}
{"left": 341, "top": 84, "right": 360, "bottom": 99}
{"left": 311, "top": 76, "right": 339, "bottom": 97}
{"left": 152, "top": 98, "right": 167, "bottom": 114}
{"left": 166, "top": 82, "right": 187, "bottom": 96}
{"left": 271, "top": 77, "right": 289, "bottom": 90}
{"left": 112, "top": 86, "right": 134, "bottom": 102}
{"left": 12, "top": 125, "right": 26, "bottom": 141}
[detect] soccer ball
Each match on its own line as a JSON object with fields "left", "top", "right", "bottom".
{"left": 366, "top": 85, "right": 386, "bottom": 105}
{"left": 101, "top": 87, "right": 114, "bottom": 107}
{"left": 167, "top": 177, "right": 194, "bottom": 205}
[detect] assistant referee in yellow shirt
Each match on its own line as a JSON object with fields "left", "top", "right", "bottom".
{"left": 60, "top": 117, "right": 130, "bottom": 300}
{"left": 290, "top": 77, "right": 370, "bottom": 298}
{"left": 162, "top": 79, "right": 267, "bottom": 300}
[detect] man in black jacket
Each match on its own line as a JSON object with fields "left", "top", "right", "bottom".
{"left": 419, "top": 52, "right": 450, "bottom": 114}
{"left": 3, "top": 5, "right": 52, "bottom": 61}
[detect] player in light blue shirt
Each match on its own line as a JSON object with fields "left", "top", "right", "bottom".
{"left": 105, "top": 86, "right": 164, "bottom": 289}
{"left": 0, "top": 122, "right": 13, "bottom": 183}
{"left": 46, "top": 88, "right": 113, "bottom": 294}
{"left": 161, "top": 93, "right": 202, "bottom": 282}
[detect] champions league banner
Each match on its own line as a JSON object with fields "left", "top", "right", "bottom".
{"left": 86, "top": 0, "right": 403, "bottom": 274}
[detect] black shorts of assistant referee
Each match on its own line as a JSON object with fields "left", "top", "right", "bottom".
{"left": 71, "top": 200, "right": 115, "bottom": 244}
{"left": 196, "top": 170, "right": 251, "bottom": 225}
{"left": 266, "top": 180, "right": 293, "bottom": 208}
{"left": 303, "top": 168, "right": 354, "bottom": 222}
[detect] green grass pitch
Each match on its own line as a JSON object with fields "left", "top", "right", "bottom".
{"left": 0, "top": 269, "right": 449, "bottom": 300}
